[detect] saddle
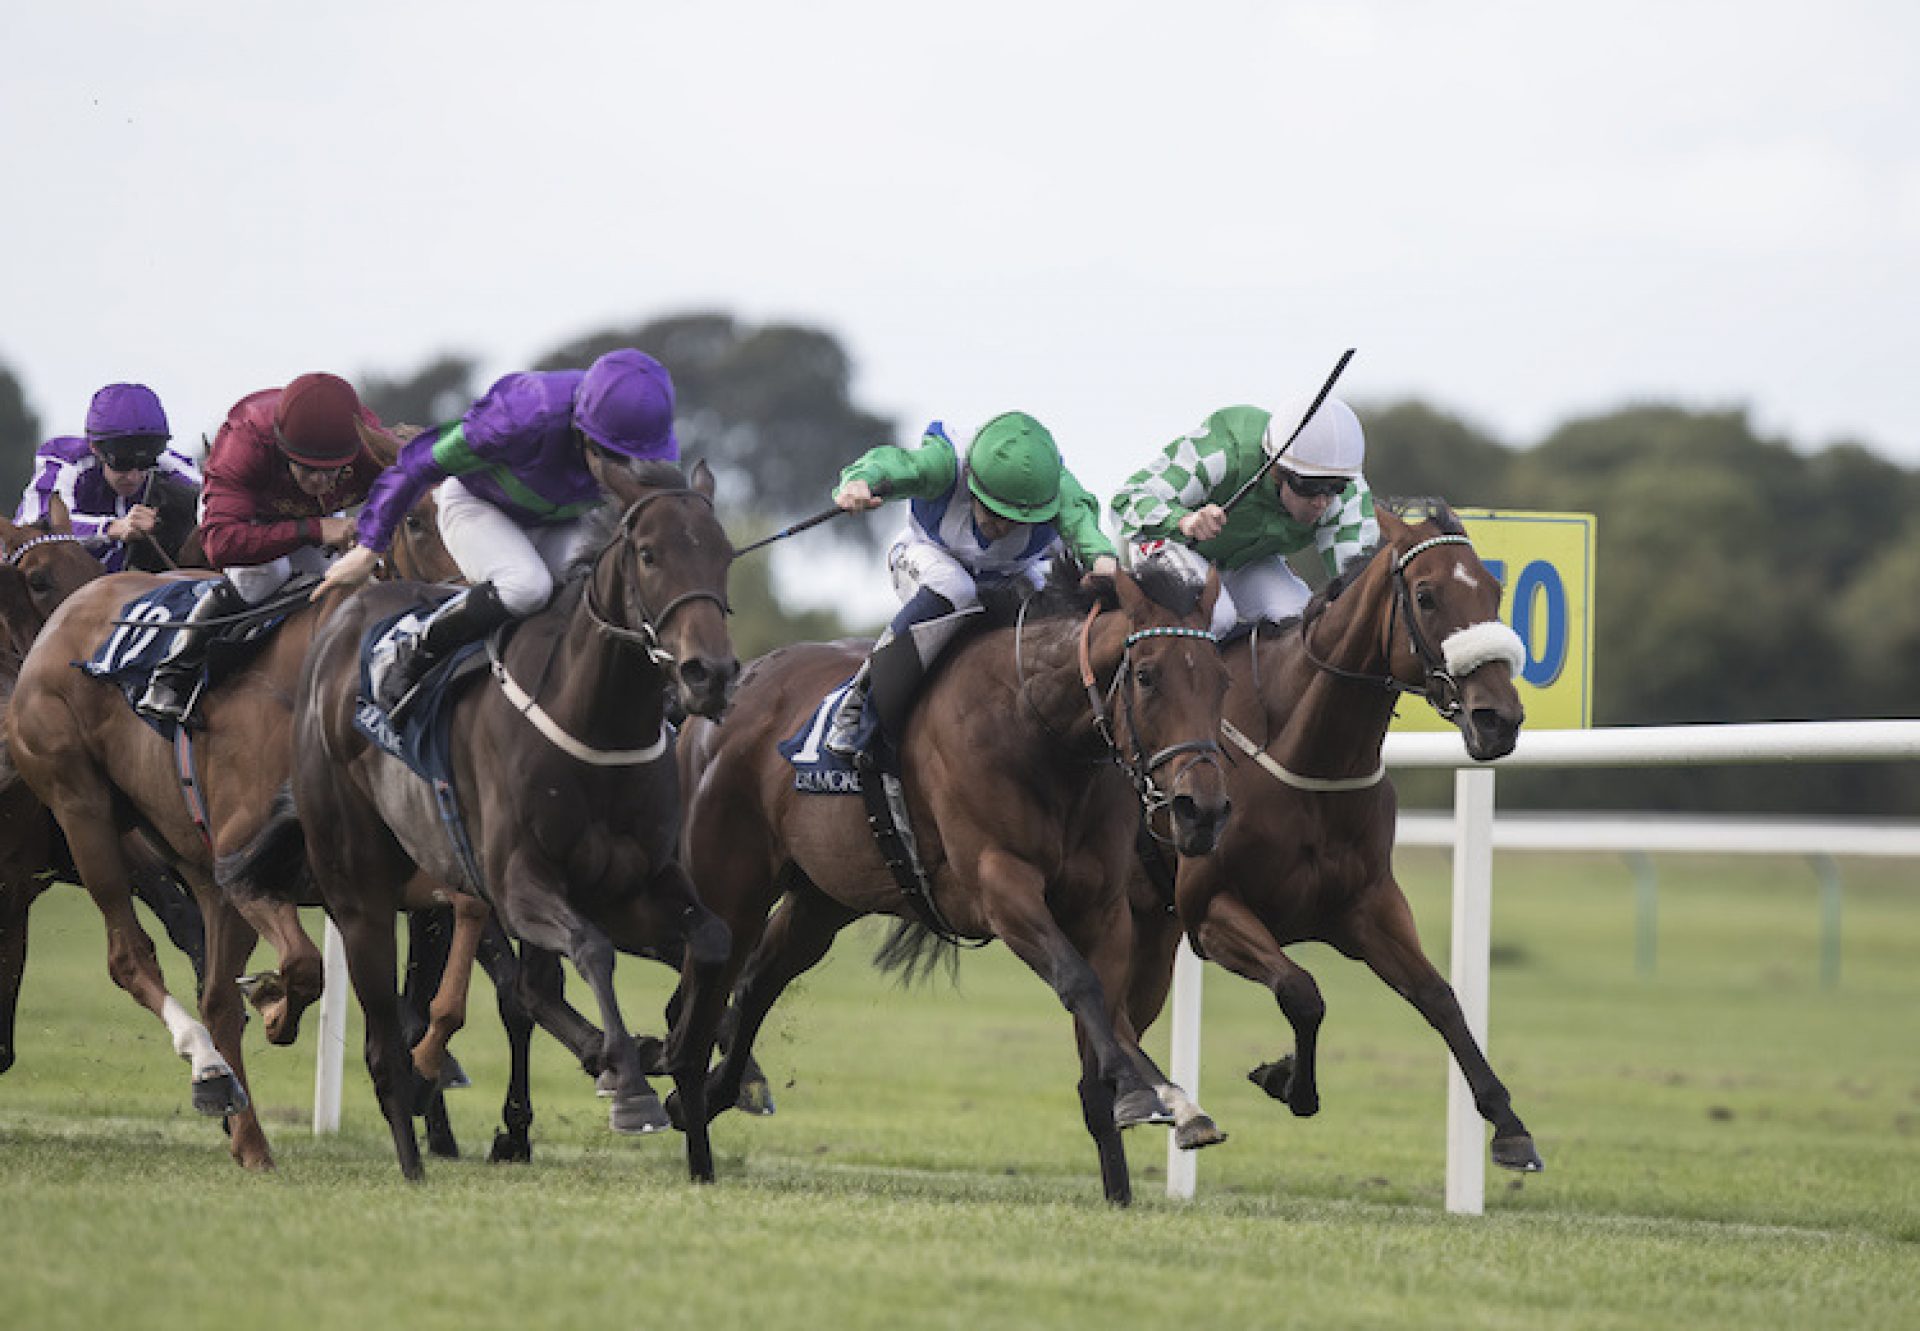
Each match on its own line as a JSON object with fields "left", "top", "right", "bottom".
{"left": 81, "top": 578, "right": 310, "bottom": 735}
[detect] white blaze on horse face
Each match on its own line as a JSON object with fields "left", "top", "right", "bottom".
{"left": 161, "top": 995, "right": 230, "bottom": 1081}
{"left": 1451, "top": 564, "right": 1480, "bottom": 591}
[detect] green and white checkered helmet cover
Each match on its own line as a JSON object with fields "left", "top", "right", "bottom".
{"left": 1264, "top": 395, "right": 1365, "bottom": 478}
{"left": 965, "top": 412, "right": 1063, "bottom": 522}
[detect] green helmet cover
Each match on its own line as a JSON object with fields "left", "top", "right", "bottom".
{"left": 964, "top": 412, "right": 1063, "bottom": 523}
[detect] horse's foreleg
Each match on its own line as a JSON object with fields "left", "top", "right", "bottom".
{"left": 1191, "top": 888, "right": 1325, "bottom": 1118}
{"left": 125, "top": 849, "right": 207, "bottom": 991}
{"left": 1345, "top": 884, "right": 1542, "bottom": 1172}
{"left": 333, "top": 899, "right": 425, "bottom": 1180}
{"left": 1072, "top": 1027, "right": 1131, "bottom": 1206}
{"left": 410, "top": 890, "right": 487, "bottom": 1085}
{"left": 486, "top": 940, "right": 537, "bottom": 1164}
{"left": 0, "top": 871, "right": 48, "bottom": 1077}
{"left": 196, "top": 889, "right": 274, "bottom": 1170}
{"left": 229, "top": 895, "right": 322, "bottom": 1047}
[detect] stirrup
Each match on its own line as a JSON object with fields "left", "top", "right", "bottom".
{"left": 136, "top": 674, "right": 198, "bottom": 723}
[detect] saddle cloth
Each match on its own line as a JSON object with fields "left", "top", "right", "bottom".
{"left": 778, "top": 676, "right": 864, "bottom": 794}
{"left": 79, "top": 580, "right": 293, "bottom": 736}
{"left": 351, "top": 606, "right": 488, "bottom": 786}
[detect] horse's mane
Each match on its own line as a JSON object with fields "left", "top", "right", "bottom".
{"left": 557, "top": 462, "right": 693, "bottom": 586}
{"left": 974, "top": 550, "right": 1204, "bottom": 629}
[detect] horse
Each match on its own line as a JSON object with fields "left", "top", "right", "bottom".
{"left": 292, "top": 458, "right": 740, "bottom": 1181}
{"left": 1127, "top": 502, "right": 1543, "bottom": 1176}
{"left": 0, "top": 512, "right": 207, "bottom": 1077}
{"left": 672, "top": 562, "right": 1234, "bottom": 1205}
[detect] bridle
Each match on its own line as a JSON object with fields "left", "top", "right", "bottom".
{"left": 4, "top": 532, "right": 90, "bottom": 566}
{"left": 582, "top": 487, "right": 732, "bottom": 668}
{"left": 1076, "top": 604, "right": 1224, "bottom": 816}
{"left": 1300, "top": 533, "right": 1478, "bottom": 720}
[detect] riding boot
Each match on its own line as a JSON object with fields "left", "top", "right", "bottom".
{"left": 136, "top": 578, "right": 247, "bottom": 722}
{"left": 826, "top": 588, "right": 982, "bottom": 768}
{"left": 381, "top": 582, "right": 514, "bottom": 717}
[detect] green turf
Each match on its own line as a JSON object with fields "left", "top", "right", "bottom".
{"left": 3, "top": 848, "right": 1916, "bottom": 1329}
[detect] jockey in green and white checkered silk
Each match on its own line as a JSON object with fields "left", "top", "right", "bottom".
{"left": 1111, "top": 398, "right": 1377, "bottom": 635}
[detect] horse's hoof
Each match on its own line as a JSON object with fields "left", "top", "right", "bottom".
{"left": 1289, "top": 1088, "right": 1320, "bottom": 1119}
{"left": 1492, "top": 1134, "right": 1544, "bottom": 1172}
{"left": 1113, "top": 1087, "right": 1172, "bottom": 1129}
{"left": 489, "top": 1131, "right": 532, "bottom": 1164}
{"left": 439, "top": 1054, "right": 471, "bottom": 1091}
{"left": 1248, "top": 1057, "right": 1293, "bottom": 1101}
{"left": 736, "top": 1078, "right": 776, "bottom": 1117}
{"left": 595, "top": 1068, "right": 618, "bottom": 1099}
{"left": 1175, "top": 1114, "right": 1228, "bottom": 1151}
{"left": 611, "top": 1093, "right": 671, "bottom": 1135}
{"left": 191, "top": 1072, "right": 248, "bottom": 1117}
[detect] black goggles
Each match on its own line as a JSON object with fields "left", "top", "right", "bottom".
{"left": 96, "top": 446, "right": 162, "bottom": 472}
{"left": 1280, "top": 470, "right": 1348, "bottom": 499}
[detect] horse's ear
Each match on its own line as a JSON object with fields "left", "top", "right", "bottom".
{"left": 47, "top": 493, "right": 71, "bottom": 534}
{"left": 1113, "top": 568, "right": 1146, "bottom": 617}
{"left": 1197, "top": 566, "right": 1222, "bottom": 628}
{"left": 1375, "top": 504, "right": 1407, "bottom": 542}
{"left": 690, "top": 457, "right": 715, "bottom": 499}
{"left": 356, "top": 417, "right": 404, "bottom": 465}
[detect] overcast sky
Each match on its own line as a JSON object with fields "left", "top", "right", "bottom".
{"left": 5, "top": 0, "right": 1916, "bottom": 519}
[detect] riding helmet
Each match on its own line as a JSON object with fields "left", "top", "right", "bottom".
{"left": 274, "top": 372, "right": 366, "bottom": 467}
{"left": 965, "top": 412, "right": 1063, "bottom": 524}
{"left": 1263, "top": 395, "right": 1365, "bottom": 479}
{"left": 85, "top": 383, "right": 172, "bottom": 444}
{"left": 574, "top": 349, "right": 679, "bottom": 462}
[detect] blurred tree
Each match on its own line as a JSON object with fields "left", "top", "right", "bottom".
{"left": 535, "top": 313, "right": 894, "bottom": 544}
{"left": 358, "top": 353, "right": 479, "bottom": 432}
{"left": 0, "top": 362, "right": 42, "bottom": 505}
{"left": 1359, "top": 399, "right": 1514, "bottom": 508}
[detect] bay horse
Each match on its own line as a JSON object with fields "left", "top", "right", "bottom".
{"left": 292, "top": 459, "right": 740, "bottom": 1181}
{"left": 1128, "top": 502, "right": 1543, "bottom": 1176}
{"left": 673, "top": 563, "right": 1233, "bottom": 1205}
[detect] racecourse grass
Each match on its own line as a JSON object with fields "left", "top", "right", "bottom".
{"left": 3, "top": 848, "right": 1917, "bottom": 1329}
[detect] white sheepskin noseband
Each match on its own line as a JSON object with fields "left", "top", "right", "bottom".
{"left": 1441, "top": 621, "right": 1525, "bottom": 677}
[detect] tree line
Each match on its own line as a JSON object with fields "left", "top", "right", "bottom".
{"left": 4, "top": 315, "right": 1914, "bottom": 812}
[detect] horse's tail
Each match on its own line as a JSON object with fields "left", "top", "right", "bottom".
{"left": 871, "top": 918, "right": 962, "bottom": 988}
{"left": 214, "top": 782, "right": 311, "bottom": 903}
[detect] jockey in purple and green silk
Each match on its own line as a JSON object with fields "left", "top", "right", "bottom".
{"left": 315, "top": 348, "right": 680, "bottom": 714}
{"left": 823, "top": 411, "right": 1118, "bottom": 764}
{"left": 15, "top": 384, "right": 202, "bottom": 572}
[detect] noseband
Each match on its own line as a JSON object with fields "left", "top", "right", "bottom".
{"left": 1301, "top": 533, "right": 1491, "bottom": 718}
{"left": 583, "top": 488, "right": 732, "bottom": 668}
{"left": 1077, "top": 607, "right": 1223, "bottom": 815}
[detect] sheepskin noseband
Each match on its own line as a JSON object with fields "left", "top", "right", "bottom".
{"left": 1441, "top": 620, "right": 1525, "bottom": 677}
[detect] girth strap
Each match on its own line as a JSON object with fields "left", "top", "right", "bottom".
{"left": 173, "top": 727, "right": 213, "bottom": 850}
{"left": 855, "top": 762, "right": 989, "bottom": 950}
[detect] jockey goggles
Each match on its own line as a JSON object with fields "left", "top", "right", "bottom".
{"left": 1279, "top": 469, "right": 1348, "bottom": 500}
{"left": 94, "top": 441, "right": 164, "bottom": 472}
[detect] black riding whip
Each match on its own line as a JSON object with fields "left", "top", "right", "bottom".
{"left": 733, "top": 479, "right": 893, "bottom": 558}
{"left": 1220, "top": 348, "right": 1357, "bottom": 515}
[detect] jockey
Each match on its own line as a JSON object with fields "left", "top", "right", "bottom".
{"left": 314, "top": 348, "right": 681, "bottom": 714}
{"left": 137, "top": 372, "right": 385, "bottom": 721}
{"left": 1111, "top": 396, "right": 1378, "bottom": 637}
{"left": 14, "top": 384, "right": 202, "bottom": 572}
{"left": 823, "top": 412, "right": 1119, "bottom": 763}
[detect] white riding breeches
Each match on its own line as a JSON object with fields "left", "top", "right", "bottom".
{"left": 224, "top": 544, "right": 336, "bottom": 605}
{"left": 887, "top": 536, "right": 1043, "bottom": 611}
{"left": 437, "top": 477, "right": 600, "bottom": 616}
{"left": 1129, "top": 539, "right": 1312, "bottom": 636}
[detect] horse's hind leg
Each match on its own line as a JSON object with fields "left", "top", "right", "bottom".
{"left": 1343, "top": 883, "right": 1542, "bottom": 1172}
{"left": 408, "top": 893, "right": 487, "bottom": 1086}
{"left": 1191, "top": 890, "right": 1326, "bottom": 1118}
{"left": 332, "top": 897, "right": 426, "bottom": 1179}
{"left": 228, "top": 895, "right": 323, "bottom": 1047}
{"left": 475, "top": 931, "right": 536, "bottom": 1164}
{"left": 402, "top": 907, "right": 460, "bottom": 1159}
{"left": 0, "top": 870, "right": 48, "bottom": 1078}
{"left": 193, "top": 883, "right": 275, "bottom": 1170}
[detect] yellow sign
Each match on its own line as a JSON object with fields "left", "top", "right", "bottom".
{"left": 1392, "top": 508, "right": 1595, "bottom": 732}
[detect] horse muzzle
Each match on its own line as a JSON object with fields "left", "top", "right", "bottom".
{"left": 674, "top": 653, "right": 739, "bottom": 721}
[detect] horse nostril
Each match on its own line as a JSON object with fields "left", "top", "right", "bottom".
{"left": 679, "top": 660, "right": 710, "bottom": 689}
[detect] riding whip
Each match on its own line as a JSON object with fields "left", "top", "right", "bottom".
{"left": 733, "top": 479, "right": 894, "bottom": 558}
{"left": 1221, "top": 348, "right": 1357, "bottom": 514}
{"left": 137, "top": 469, "right": 179, "bottom": 571}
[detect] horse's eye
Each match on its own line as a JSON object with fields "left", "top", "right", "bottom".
{"left": 1134, "top": 666, "right": 1155, "bottom": 690}
{"left": 27, "top": 572, "right": 51, "bottom": 594}
{"left": 637, "top": 546, "right": 657, "bottom": 567}
{"left": 404, "top": 514, "right": 424, "bottom": 534}
{"left": 1414, "top": 586, "right": 1438, "bottom": 612}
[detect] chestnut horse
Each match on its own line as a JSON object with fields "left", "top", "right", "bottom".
{"left": 1127, "top": 503, "right": 1543, "bottom": 1175}
{"left": 0, "top": 514, "right": 206, "bottom": 1077}
{"left": 673, "top": 564, "right": 1233, "bottom": 1205}
{"left": 292, "top": 459, "right": 739, "bottom": 1181}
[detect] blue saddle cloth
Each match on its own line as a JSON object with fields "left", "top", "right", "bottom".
{"left": 778, "top": 676, "right": 866, "bottom": 795}
{"left": 79, "top": 581, "right": 292, "bottom": 737}
{"left": 351, "top": 606, "right": 488, "bottom": 787}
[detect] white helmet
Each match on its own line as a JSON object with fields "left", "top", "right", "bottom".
{"left": 1263, "top": 395, "right": 1364, "bottom": 478}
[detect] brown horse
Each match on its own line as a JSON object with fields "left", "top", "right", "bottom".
{"left": 0, "top": 513, "right": 207, "bottom": 1076}
{"left": 1128, "top": 503, "right": 1543, "bottom": 1175}
{"left": 673, "top": 564, "right": 1233, "bottom": 1205}
{"left": 292, "top": 459, "right": 739, "bottom": 1181}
